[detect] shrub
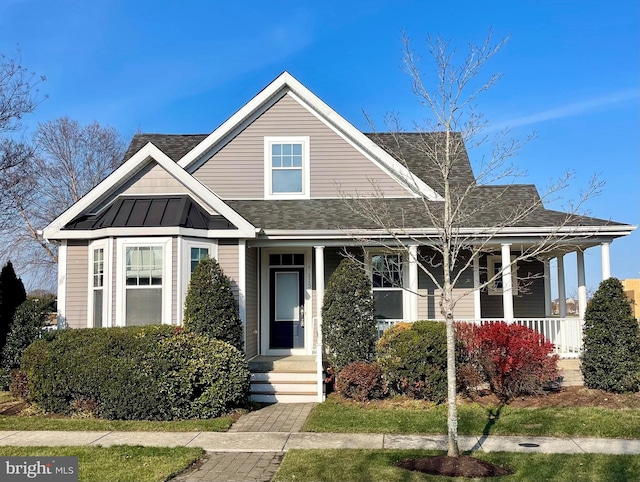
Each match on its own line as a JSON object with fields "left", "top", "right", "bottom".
{"left": 322, "top": 258, "right": 376, "bottom": 370}
{"left": 0, "top": 261, "right": 27, "bottom": 355}
{"left": 335, "top": 361, "right": 386, "bottom": 401}
{"left": 376, "top": 320, "right": 449, "bottom": 403}
{"left": 2, "top": 297, "right": 56, "bottom": 372}
{"left": 22, "top": 326, "right": 250, "bottom": 420}
{"left": 183, "top": 257, "right": 243, "bottom": 352}
{"left": 581, "top": 278, "right": 640, "bottom": 393}
{"left": 464, "top": 322, "right": 559, "bottom": 402}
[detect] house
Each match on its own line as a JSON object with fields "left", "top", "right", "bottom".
{"left": 622, "top": 279, "right": 640, "bottom": 319}
{"left": 43, "top": 72, "right": 636, "bottom": 402}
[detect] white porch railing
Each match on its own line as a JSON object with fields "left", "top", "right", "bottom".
{"left": 376, "top": 318, "right": 584, "bottom": 359}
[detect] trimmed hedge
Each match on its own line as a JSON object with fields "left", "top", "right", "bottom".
{"left": 581, "top": 278, "right": 640, "bottom": 393}
{"left": 376, "top": 320, "right": 450, "bottom": 403}
{"left": 22, "top": 326, "right": 249, "bottom": 420}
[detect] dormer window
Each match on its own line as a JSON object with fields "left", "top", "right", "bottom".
{"left": 264, "top": 136, "right": 310, "bottom": 199}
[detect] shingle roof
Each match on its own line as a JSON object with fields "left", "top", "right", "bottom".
{"left": 226, "top": 186, "right": 617, "bottom": 231}
{"left": 63, "top": 195, "right": 235, "bottom": 230}
{"left": 123, "top": 134, "right": 207, "bottom": 163}
{"left": 120, "top": 133, "right": 629, "bottom": 232}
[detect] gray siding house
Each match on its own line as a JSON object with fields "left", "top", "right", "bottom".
{"left": 44, "top": 72, "right": 636, "bottom": 402}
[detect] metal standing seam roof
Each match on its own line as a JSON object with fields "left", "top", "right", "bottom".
{"left": 63, "top": 195, "right": 236, "bottom": 230}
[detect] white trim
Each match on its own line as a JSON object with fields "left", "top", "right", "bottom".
{"left": 543, "top": 258, "right": 552, "bottom": 317}
{"left": 176, "top": 236, "right": 182, "bottom": 325}
{"left": 500, "top": 244, "right": 514, "bottom": 320}
{"left": 115, "top": 237, "right": 173, "bottom": 326}
{"left": 238, "top": 239, "right": 247, "bottom": 352}
{"left": 557, "top": 254, "right": 567, "bottom": 317}
{"left": 260, "top": 248, "right": 312, "bottom": 356}
{"left": 87, "top": 239, "right": 110, "bottom": 328}
{"left": 473, "top": 253, "right": 481, "bottom": 319}
{"left": 577, "top": 250, "right": 587, "bottom": 320}
{"left": 43, "top": 143, "right": 256, "bottom": 240}
{"left": 314, "top": 245, "right": 325, "bottom": 402}
{"left": 601, "top": 242, "right": 611, "bottom": 280}
{"left": 57, "top": 240, "right": 67, "bottom": 328}
{"left": 264, "top": 136, "right": 310, "bottom": 199}
{"left": 176, "top": 72, "right": 442, "bottom": 201}
{"left": 408, "top": 245, "right": 418, "bottom": 322}
{"left": 53, "top": 226, "right": 256, "bottom": 240}
{"left": 180, "top": 238, "right": 218, "bottom": 324}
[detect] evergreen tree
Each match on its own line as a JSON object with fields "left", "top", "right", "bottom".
{"left": 581, "top": 277, "right": 640, "bottom": 393}
{"left": 322, "top": 258, "right": 376, "bottom": 370}
{"left": 183, "top": 257, "right": 243, "bottom": 351}
{"left": 0, "top": 261, "right": 27, "bottom": 353}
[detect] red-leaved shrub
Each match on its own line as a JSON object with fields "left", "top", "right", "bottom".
{"left": 335, "top": 361, "right": 387, "bottom": 401}
{"left": 459, "top": 322, "right": 559, "bottom": 402}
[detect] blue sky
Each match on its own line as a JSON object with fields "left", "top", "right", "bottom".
{"left": 1, "top": 0, "right": 638, "bottom": 293}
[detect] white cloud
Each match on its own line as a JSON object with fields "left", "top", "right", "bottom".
{"left": 490, "top": 89, "right": 639, "bottom": 131}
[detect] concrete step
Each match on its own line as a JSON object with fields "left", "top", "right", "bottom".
{"left": 250, "top": 393, "right": 318, "bottom": 403}
{"left": 250, "top": 371, "right": 316, "bottom": 383}
{"left": 251, "top": 381, "right": 317, "bottom": 393}
{"left": 248, "top": 356, "right": 316, "bottom": 373}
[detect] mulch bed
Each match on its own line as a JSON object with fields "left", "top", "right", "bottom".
{"left": 398, "top": 455, "right": 513, "bottom": 478}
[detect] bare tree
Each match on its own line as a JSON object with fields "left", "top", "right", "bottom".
{"left": 348, "top": 32, "right": 602, "bottom": 457}
{"left": 0, "top": 49, "right": 45, "bottom": 220}
{"left": 2, "top": 117, "right": 125, "bottom": 287}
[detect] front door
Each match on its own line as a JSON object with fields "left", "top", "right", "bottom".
{"left": 268, "top": 254, "right": 305, "bottom": 349}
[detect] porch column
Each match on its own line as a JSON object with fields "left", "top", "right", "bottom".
{"left": 501, "top": 243, "right": 514, "bottom": 320}
{"left": 577, "top": 250, "right": 587, "bottom": 319}
{"left": 601, "top": 242, "right": 611, "bottom": 280}
{"left": 238, "top": 240, "right": 247, "bottom": 351}
{"left": 543, "top": 258, "right": 552, "bottom": 317}
{"left": 314, "top": 246, "right": 325, "bottom": 402}
{"left": 408, "top": 245, "right": 419, "bottom": 322}
{"left": 473, "top": 252, "right": 481, "bottom": 319}
{"left": 557, "top": 255, "right": 567, "bottom": 317}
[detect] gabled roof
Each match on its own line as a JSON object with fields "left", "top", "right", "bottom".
{"left": 64, "top": 195, "right": 236, "bottom": 231}
{"left": 173, "top": 71, "right": 443, "bottom": 201}
{"left": 43, "top": 143, "right": 255, "bottom": 240}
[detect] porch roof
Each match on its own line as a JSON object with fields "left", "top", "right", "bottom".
{"left": 226, "top": 190, "right": 625, "bottom": 232}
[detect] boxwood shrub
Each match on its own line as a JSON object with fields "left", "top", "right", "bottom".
{"left": 22, "top": 326, "right": 249, "bottom": 420}
{"left": 376, "top": 320, "right": 450, "bottom": 403}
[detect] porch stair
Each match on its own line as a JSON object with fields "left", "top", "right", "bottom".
{"left": 249, "top": 356, "right": 320, "bottom": 403}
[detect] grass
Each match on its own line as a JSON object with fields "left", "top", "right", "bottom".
{"left": 0, "top": 445, "right": 203, "bottom": 482}
{"left": 0, "top": 391, "right": 233, "bottom": 431}
{"left": 302, "top": 397, "right": 640, "bottom": 438}
{"left": 273, "top": 449, "right": 640, "bottom": 482}
{"left": 0, "top": 415, "right": 233, "bottom": 431}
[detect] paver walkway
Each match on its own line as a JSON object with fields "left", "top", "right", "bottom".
{"left": 173, "top": 403, "right": 314, "bottom": 481}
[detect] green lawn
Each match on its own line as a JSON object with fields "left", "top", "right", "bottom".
{"left": 0, "top": 415, "right": 233, "bottom": 432}
{"left": 273, "top": 449, "right": 640, "bottom": 482}
{"left": 303, "top": 397, "right": 640, "bottom": 438}
{"left": 0, "top": 446, "right": 203, "bottom": 482}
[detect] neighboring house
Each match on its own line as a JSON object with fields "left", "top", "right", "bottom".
{"left": 43, "top": 72, "right": 636, "bottom": 402}
{"left": 622, "top": 279, "right": 640, "bottom": 319}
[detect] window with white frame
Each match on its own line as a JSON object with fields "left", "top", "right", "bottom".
{"left": 487, "top": 256, "right": 518, "bottom": 296}
{"left": 117, "top": 238, "right": 171, "bottom": 326}
{"left": 89, "top": 242, "right": 108, "bottom": 328}
{"left": 371, "top": 254, "right": 405, "bottom": 320}
{"left": 190, "top": 247, "right": 209, "bottom": 273}
{"left": 264, "top": 136, "right": 309, "bottom": 198}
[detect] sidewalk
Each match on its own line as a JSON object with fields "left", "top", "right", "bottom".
{"left": 1, "top": 430, "right": 640, "bottom": 455}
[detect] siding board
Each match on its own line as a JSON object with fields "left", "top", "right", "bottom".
{"left": 194, "top": 94, "right": 411, "bottom": 199}
{"left": 66, "top": 240, "right": 88, "bottom": 328}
